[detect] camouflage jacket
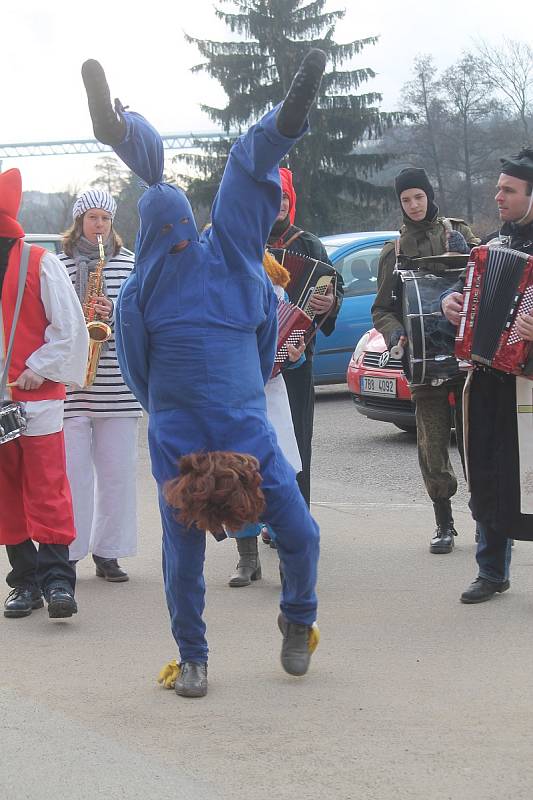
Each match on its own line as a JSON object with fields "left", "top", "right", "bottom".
{"left": 371, "top": 213, "right": 479, "bottom": 346}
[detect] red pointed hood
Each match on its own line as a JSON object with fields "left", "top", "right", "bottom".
{"left": 0, "top": 169, "right": 25, "bottom": 238}
{"left": 279, "top": 167, "right": 296, "bottom": 225}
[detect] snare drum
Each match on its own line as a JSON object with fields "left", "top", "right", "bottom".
{"left": 0, "top": 402, "right": 27, "bottom": 445}
{"left": 398, "top": 269, "right": 464, "bottom": 386}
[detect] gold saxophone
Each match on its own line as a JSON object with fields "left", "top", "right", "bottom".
{"left": 83, "top": 233, "right": 112, "bottom": 387}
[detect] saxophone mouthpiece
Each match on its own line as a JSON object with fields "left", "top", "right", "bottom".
{"left": 96, "top": 233, "right": 105, "bottom": 261}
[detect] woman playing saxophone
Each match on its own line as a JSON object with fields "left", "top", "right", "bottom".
{"left": 59, "top": 189, "right": 142, "bottom": 583}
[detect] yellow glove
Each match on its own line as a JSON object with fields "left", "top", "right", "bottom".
{"left": 309, "top": 624, "right": 320, "bottom": 654}
{"left": 157, "top": 659, "right": 180, "bottom": 689}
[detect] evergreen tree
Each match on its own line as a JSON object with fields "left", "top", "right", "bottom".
{"left": 178, "top": 0, "right": 402, "bottom": 234}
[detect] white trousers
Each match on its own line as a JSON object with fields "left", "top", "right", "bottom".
{"left": 64, "top": 416, "right": 139, "bottom": 561}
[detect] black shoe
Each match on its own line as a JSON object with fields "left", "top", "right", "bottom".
{"left": 93, "top": 555, "right": 129, "bottom": 582}
{"left": 81, "top": 59, "right": 126, "bottom": 146}
{"left": 278, "top": 613, "right": 319, "bottom": 677}
{"left": 430, "top": 526, "right": 457, "bottom": 554}
{"left": 460, "top": 577, "right": 510, "bottom": 604}
{"left": 4, "top": 586, "right": 43, "bottom": 618}
{"left": 430, "top": 499, "right": 457, "bottom": 554}
{"left": 175, "top": 662, "right": 208, "bottom": 698}
{"left": 46, "top": 586, "right": 78, "bottom": 618}
{"left": 276, "top": 49, "right": 326, "bottom": 137}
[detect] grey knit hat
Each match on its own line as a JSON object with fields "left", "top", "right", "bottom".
{"left": 72, "top": 188, "right": 117, "bottom": 220}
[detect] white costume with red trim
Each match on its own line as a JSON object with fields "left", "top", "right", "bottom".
{"left": 0, "top": 241, "right": 88, "bottom": 546}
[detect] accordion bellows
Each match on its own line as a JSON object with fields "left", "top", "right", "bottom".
{"left": 272, "top": 300, "right": 311, "bottom": 378}
{"left": 267, "top": 248, "right": 337, "bottom": 377}
{"left": 455, "top": 245, "right": 533, "bottom": 375}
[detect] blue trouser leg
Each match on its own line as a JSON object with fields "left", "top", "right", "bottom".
{"left": 476, "top": 521, "right": 512, "bottom": 583}
{"left": 158, "top": 488, "right": 208, "bottom": 663}
{"left": 263, "top": 479, "right": 319, "bottom": 626}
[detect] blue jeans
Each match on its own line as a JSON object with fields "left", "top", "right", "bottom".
{"left": 475, "top": 522, "right": 513, "bottom": 583}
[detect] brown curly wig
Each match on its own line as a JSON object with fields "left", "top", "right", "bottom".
{"left": 164, "top": 451, "right": 266, "bottom": 533}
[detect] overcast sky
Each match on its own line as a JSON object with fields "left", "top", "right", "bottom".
{"left": 2, "top": 0, "right": 530, "bottom": 192}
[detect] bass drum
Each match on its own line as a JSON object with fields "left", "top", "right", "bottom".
{"left": 399, "top": 269, "right": 463, "bottom": 386}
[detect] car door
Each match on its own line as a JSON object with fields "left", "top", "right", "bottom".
{"left": 313, "top": 238, "right": 392, "bottom": 384}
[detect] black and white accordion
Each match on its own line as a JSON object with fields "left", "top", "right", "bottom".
{"left": 455, "top": 245, "right": 533, "bottom": 375}
{"left": 267, "top": 248, "right": 337, "bottom": 319}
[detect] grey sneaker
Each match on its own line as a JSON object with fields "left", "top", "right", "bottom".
{"left": 175, "top": 662, "right": 208, "bottom": 698}
{"left": 277, "top": 613, "right": 319, "bottom": 676}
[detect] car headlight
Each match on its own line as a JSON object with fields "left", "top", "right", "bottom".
{"left": 352, "top": 331, "right": 371, "bottom": 363}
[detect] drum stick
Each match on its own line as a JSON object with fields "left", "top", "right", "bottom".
{"left": 390, "top": 344, "right": 404, "bottom": 359}
{"left": 6, "top": 382, "right": 18, "bottom": 388}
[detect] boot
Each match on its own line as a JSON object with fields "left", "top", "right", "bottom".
{"left": 81, "top": 59, "right": 126, "bottom": 146}
{"left": 276, "top": 49, "right": 326, "bottom": 137}
{"left": 175, "top": 662, "right": 208, "bottom": 698}
{"left": 278, "top": 613, "right": 319, "bottom": 677}
{"left": 430, "top": 498, "right": 457, "bottom": 554}
{"left": 4, "top": 586, "right": 43, "bottom": 618}
{"left": 93, "top": 555, "right": 129, "bottom": 582}
{"left": 228, "top": 536, "right": 261, "bottom": 587}
{"left": 46, "top": 585, "right": 78, "bottom": 619}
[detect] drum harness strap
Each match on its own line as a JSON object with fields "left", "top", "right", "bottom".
{"left": 0, "top": 243, "right": 30, "bottom": 408}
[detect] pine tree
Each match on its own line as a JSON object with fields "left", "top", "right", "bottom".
{"left": 178, "top": 0, "right": 402, "bottom": 234}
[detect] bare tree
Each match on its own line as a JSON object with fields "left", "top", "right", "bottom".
{"left": 441, "top": 55, "right": 499, "bottom": 221}
{"left": 91, "top": 155, "right": 128, "bottom": 196}
{"left": 401, "top": 54, "right": 448, "bottom": 208}
{"left": 476, "top": 38, "right": 533, "bottom": 142}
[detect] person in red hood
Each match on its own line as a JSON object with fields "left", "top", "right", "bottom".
{"left": 0, "top": 169, "right": 88, "bottom": 620}
{"left": 267, "top": 167, "right": 344, "bottom": 507}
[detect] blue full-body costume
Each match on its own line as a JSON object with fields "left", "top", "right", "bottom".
{"left": 113, "top": 108, "right": 320, "bottom": 663}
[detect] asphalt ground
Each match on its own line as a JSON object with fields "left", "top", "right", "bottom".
{"left": 1, "top": 388, "right": 532, "bottom": 799}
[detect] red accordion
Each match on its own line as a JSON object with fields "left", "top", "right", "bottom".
{"left": 271, "top": 299, "right": 312, "bottom": 378}
{"left": 455, "top": 245, "right": 533, "bottom": 375}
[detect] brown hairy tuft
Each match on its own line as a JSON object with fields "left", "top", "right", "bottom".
{"left": 163, "top": 451, "right": 265, "bottom": 533}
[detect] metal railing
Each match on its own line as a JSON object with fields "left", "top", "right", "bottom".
{"left": 0, "top": 132, "right": 238, "bottom": 159}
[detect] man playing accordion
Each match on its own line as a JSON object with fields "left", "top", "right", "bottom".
{"left": 443, "top": 148, "right": 533, "bottom": 603}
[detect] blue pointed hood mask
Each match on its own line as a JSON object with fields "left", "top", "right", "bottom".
{"left": 135, "top": 182, "right": 200, "bottom": 306}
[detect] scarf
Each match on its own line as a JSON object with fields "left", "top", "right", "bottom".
{"left": 72, "top": 235, "right": 114, "bottom": 303}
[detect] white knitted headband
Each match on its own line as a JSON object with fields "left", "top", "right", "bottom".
{"left": 72, "top": 189, "right": 117, "bottom": 220}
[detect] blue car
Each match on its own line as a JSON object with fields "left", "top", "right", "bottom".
{"left": 313, "top": 231, "right": 399, "bottom": 384}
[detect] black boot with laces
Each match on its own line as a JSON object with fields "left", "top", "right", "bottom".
{"left": 430, "top": 498, "right": 457, "bottom": 554}
{"left": 4, "top": 586, "right": 43, "bottom": 618}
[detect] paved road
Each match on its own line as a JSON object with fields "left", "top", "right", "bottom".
{"left": 1, "top": 390, "right": 533, "bottom": 800}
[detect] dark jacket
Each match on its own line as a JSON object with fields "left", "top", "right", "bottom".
{"left": 466, "top": 219, "right": 533, "bottom": 538}
{"left": 268, "top": 222, "right": 344, "bottom": 355}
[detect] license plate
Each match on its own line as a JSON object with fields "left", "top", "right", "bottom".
{"left": 360, "top": 376, "right": 396, "bottom": 396}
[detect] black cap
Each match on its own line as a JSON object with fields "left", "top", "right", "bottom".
{"left": 394, "top": 168, "right": 435, "bottom": 202}
{"left": 500, "top": 148, "right": 533, "bottom": 183}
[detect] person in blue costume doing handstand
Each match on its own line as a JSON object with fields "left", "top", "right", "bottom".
{"left": 81, "top": 52, "right": 326, "bottom": 697}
